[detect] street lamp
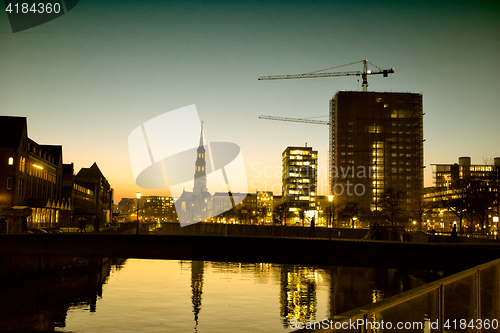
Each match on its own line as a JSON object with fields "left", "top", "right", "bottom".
{"left": 136, "top": 192, "right": 142, "bottom": 235}
{"left": 328, "top": 195, "right": 334, "bottom": 240}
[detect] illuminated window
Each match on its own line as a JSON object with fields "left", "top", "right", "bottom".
{"left": 8, "top": 157, "right": 13, "bottom": 165}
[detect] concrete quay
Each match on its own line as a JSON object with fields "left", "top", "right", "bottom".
{"left": 1, "top": 233, "right": 499, "bottom": 271}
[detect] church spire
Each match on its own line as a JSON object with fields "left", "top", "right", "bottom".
{"left": 198, "top": 121, "right": 204, "bottom": 149}
{"left": 193, "top": 122, "right": 207, "bottom": 194}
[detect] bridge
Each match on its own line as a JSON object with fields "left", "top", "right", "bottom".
{"left": 1, "top": 233, "right": 500, "bottom": 271}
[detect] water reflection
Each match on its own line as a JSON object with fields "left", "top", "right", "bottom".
{"left": 191, "top": 261, "right": 204, "bottom": 332}
{"left": 0, "top": 259, "right": 440, "bottom": 332}
{"left": 0, "top": 258, "right": 126, "bottom": 332}
{"left": 326, "top": 267, "right": 433, "bottom": 321}
{"left": 280, "top": 265, "right": 318, "bottom": 327}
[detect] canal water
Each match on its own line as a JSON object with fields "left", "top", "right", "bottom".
{"left": 0, "top": 259, "right": 441, "bottom": 332}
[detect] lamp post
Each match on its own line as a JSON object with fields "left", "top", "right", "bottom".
{"left": 136, "top": 192, "right": 142, "bottom": 235}
{"left": 328, "top": 195, "right": 334, "bottom": 240}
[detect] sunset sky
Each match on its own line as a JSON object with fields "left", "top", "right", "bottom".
{"left": 1, "top": 0, "right": 499, "bottom": 202}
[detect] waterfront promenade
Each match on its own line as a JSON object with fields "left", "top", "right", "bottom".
{"left": 1, "top": 233, "right": 500, "bottom": 271}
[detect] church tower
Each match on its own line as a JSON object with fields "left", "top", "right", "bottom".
{"left": 193, "top": 123, "right": 208, "bottom": 194}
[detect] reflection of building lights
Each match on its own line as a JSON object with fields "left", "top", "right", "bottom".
{"left": 371, "top": 289, "right": 385, "bottom": 304}
{"left": 136, "top": 192, "right": 141, "bottom": 235}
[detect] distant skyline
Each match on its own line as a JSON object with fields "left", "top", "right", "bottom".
{"left": 1, "top": 0, "right": 499, "bottom": 201}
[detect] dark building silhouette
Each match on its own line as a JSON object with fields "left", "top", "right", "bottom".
{"left": 330, "top": 91, "right": 423, "bottom": 216}
{"left": 71, "top": 163, "right": 113, "bottom": 226}
{"left": 0, "top": 116, "right": 113, "bottom": 231}
{"left": 61, "top": 163, "right": 95, "bottom": 227}
{"left": 0, "top": 116, "right": 64, "bottom": 231}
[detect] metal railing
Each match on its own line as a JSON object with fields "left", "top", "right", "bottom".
{"left": 294, "top": 258, "right": 500, "bottom": 332}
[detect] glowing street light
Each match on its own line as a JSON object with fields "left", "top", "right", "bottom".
{"left": 328, "top": 195, "right": 334, "bottom": 240}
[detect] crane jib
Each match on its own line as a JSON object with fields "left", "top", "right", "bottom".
{"left": 258, "top": 69, "right": 394, "bottom": 81}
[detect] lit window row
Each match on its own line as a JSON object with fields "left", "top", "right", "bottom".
{"left": 290, "top": 150, "right": 312, "bottom": 155}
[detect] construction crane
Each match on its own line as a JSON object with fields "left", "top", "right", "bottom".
{"left": 258, "top": 59, "right": 394, "bottom": 92}
{"left": 258, "top": 60, "right": 394, "bottom": 195}
{"left": 258, "top": 115, "right": 329, "bottom": 125}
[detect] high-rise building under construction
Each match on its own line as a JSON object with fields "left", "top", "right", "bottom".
{"left": 329, "top": 91, "right": 423, "bottom": 215}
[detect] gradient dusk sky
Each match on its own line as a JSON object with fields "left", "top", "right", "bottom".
{"left": 1, "top": 0, "right": 499, "bottom": 202}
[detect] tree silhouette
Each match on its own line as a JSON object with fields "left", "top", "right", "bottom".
{"left": 298, "top": 208, "right": 305, "bottom": 227}
{"left": 273, "top": 203, "right": 287, "bottom": 225}
{"left": 257, "top": 204, "right": 270, "bottom": 225}
{"left": 340, "top": 202, "right": 359, "bottom": 228}
{"left": 381, "top": 188, "right": 404, "bottom": 226}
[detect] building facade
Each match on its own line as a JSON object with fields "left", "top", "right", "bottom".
{"left": 282, "top": 146, "right": 318, "bottom": 225}
{"left": 60, "top": 162, "right": 114, "bottom": 228}
{"left": 141, "top": 196, "right": 177, "bottom": 223}
{"left": 425, "top": 157, "right": 500, "bottom": 232}
{"left": 330, "top": 91, "right": 423, "bottom": 217}
{"left": 432, "top": 157, "right": 500, "bottom": 189}
{"left": 0, "top": 116, "right": 65, "bottom": 231}
{"left": 1, "top": 116, "right": 114, "bottom": 232}
{"left": 256, "top": 191, "right": 273, "bottom": 224}
{"left": 72, "top": 163, "right": 113, "bottom": 225}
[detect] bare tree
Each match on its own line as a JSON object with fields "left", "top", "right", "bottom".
{"left": 432, "top": 180, "right": 469, "bottom": 232}
{"left": 324, "top": 202, "right": 336, "bottom": 228}
{"left": 257, "top": 204, "right": 270, "bottom": 225}
{"left": 413, "top": 195, "right": 428, "bottom": 232}
{"left": 468, "top": 179, "right": 494, "bottom": 233}
{"left": 487, "top": 163, "right": 500, "bottom": 223}
{"left": 298, "top": 208, "right": 305, "bottom": 227}
{"left": 273, "top": 202, "right": 287, "bottom": 226}
{"left": 340, "top": 202, "right": 359, "bottom": 228}
{"left": 381, "top": 188, "right": 404, "bottom": 226}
